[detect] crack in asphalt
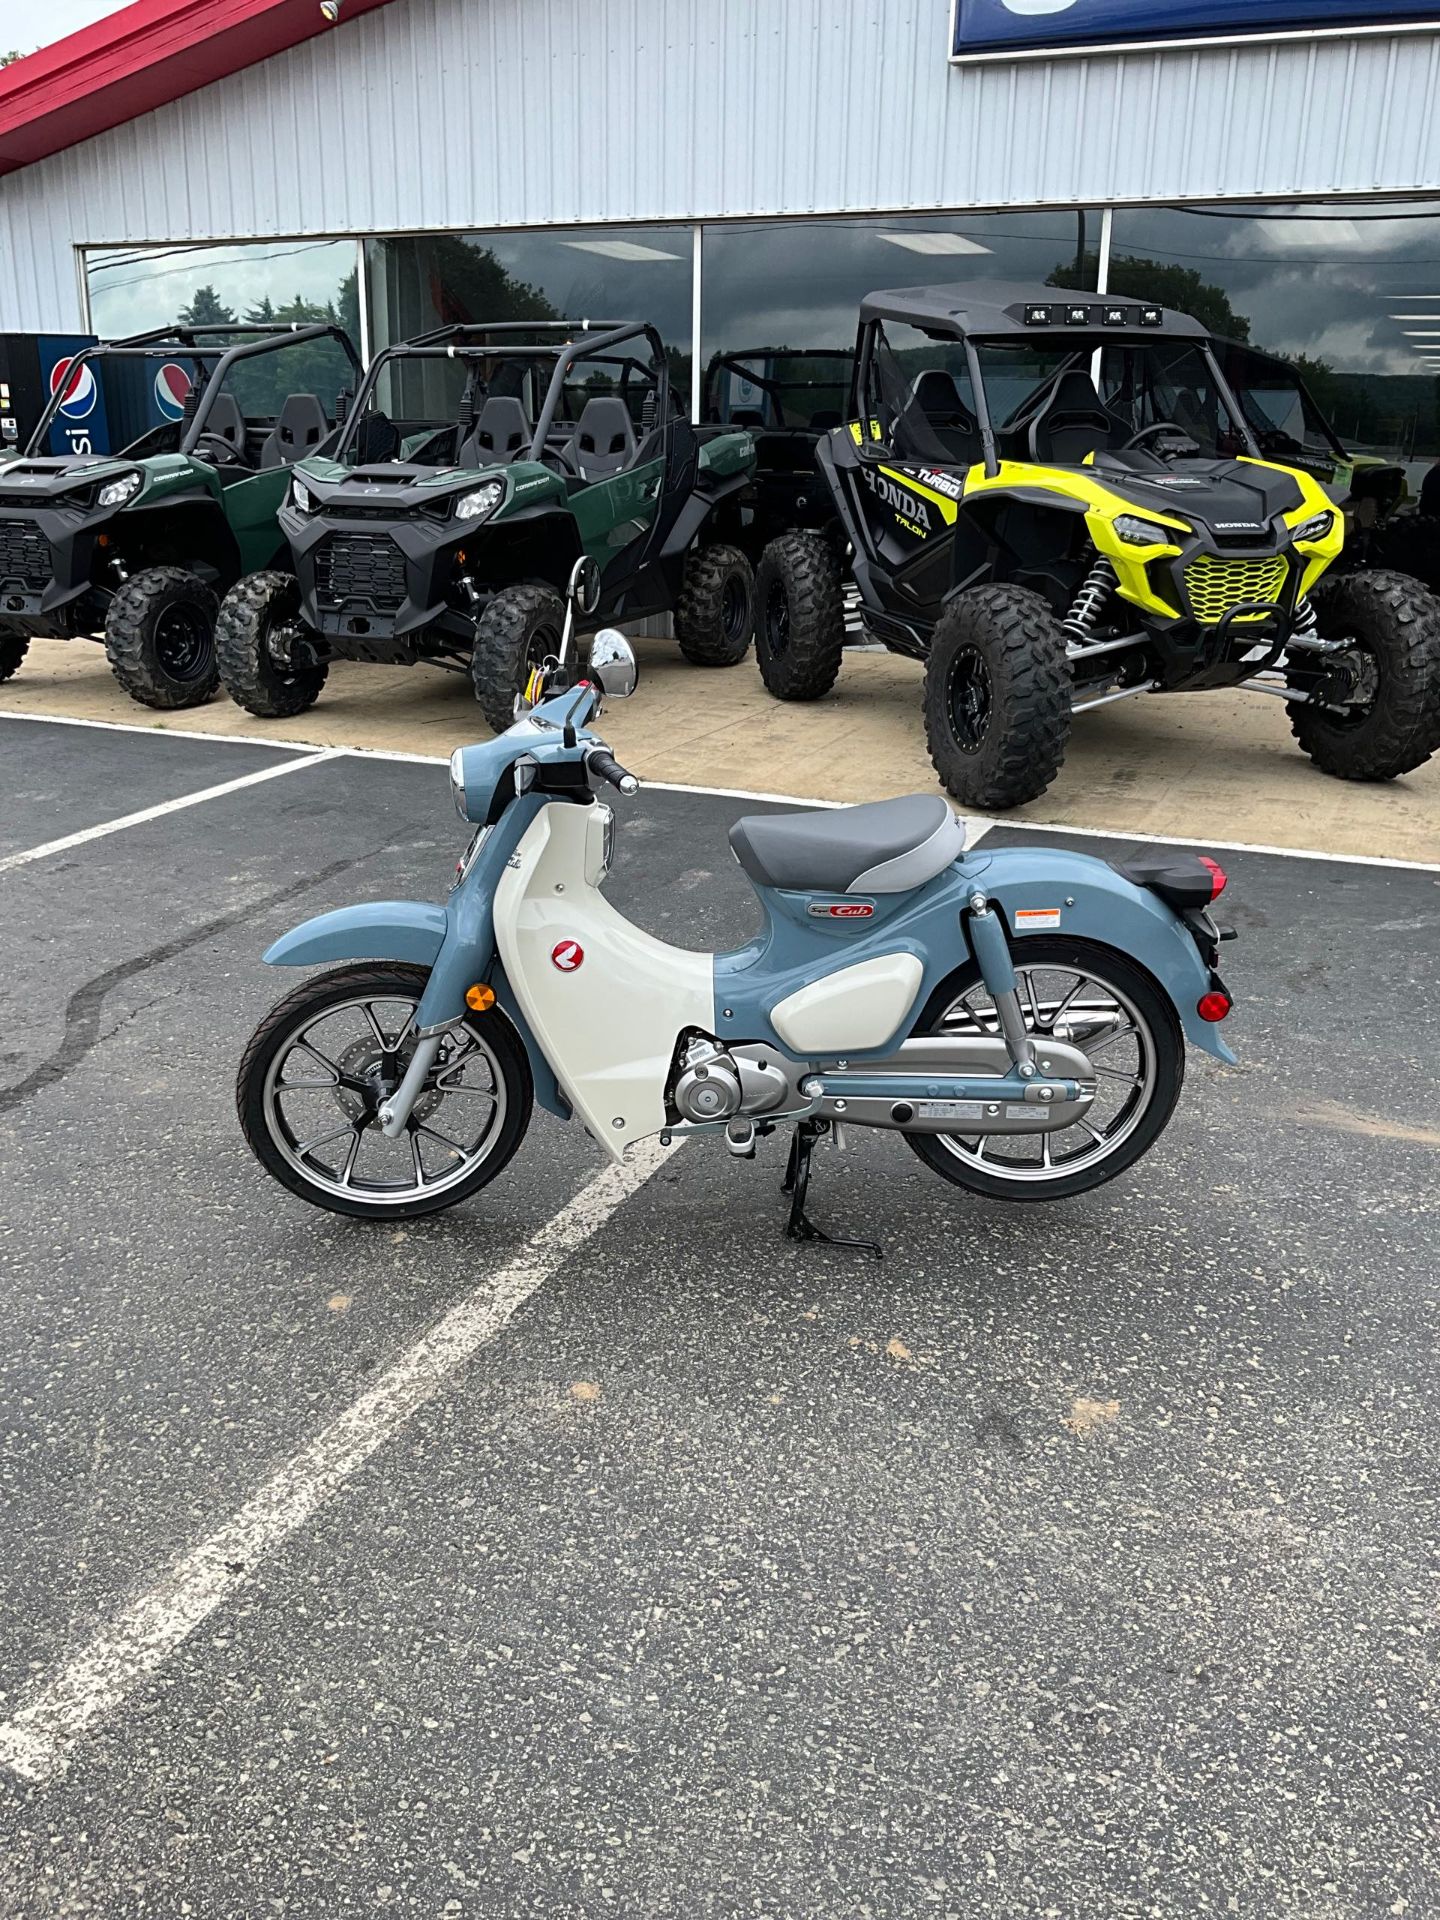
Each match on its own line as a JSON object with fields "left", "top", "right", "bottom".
{"left": 0, "top": 856, "right": 373, "bottom": 1120}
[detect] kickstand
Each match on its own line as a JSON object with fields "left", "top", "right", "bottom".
{"left": 781, "top": 1122, "right": 882, "bottom": 1260}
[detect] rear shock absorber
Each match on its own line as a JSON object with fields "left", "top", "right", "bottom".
{"left": 1062, "top": 554, "right": 1118, "bottom": 645}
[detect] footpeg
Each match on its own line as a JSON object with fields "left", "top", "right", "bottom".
{"left": 726, "top": 1119, "right": 757, "bottom": 1158}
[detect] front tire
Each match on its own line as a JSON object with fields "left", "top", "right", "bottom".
{"left": 0, "top": 624, "right": 27, "bottom": 685}
{"left": 753, "top": 531, "right": 846, "bottom": 700}
{"left": 923, "top": 583, "right": 1071, "bottom": 811}
{"left": 471, "top": 583, "right": 566, "bottom": 735}
{"left": 1288, "top": 569, "right": 1440, "bottom": 781}
{"left": 674, "top": 543, "right": 754, "bottom": 666}
{"left": 104, "top": 566, "right": 220, "bottom": 709}
{"left": 906, "top": 936, "right": 1184, "bottom": 1201}
{"left": 216, "top": 571, "right": 328, "bottom": 718}
{"left": 237, "top": 962, "right": 532, "bottom": 1220}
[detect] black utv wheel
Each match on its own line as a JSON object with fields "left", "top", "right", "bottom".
{"left": 923, "top": 583, "right": 1071, "bottom": 810}
{"left": 1289, "top": 569, "right": 1440, "bottom": 781}
{"left": 753, "top": 531, "right": 846, "bottom": 701}
{"left": 104, "top": 566, "right": 220, "bottom": 710}
{"left": 0, "top": 624, "right": 27, "bottom": 685}
{"left": 471, "top": 583, "right": 566, "bottom": 735}
{"left": 673, "top": 543, "right": 754, "bottom": 667}
{"left": 216, "top": 571, "right": 328, "bottom": 719}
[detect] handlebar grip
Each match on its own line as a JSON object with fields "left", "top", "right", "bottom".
{"left": 587, "top": 748, "right": 640, "bottom": 796}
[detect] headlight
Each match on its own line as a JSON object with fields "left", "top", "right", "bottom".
{"left": 291, "top": 477, "right": 314, "bottom": 515}
{"left": 1293, "top": 510, "right": 1334, "bottom": 543}
{"left": 97, "top": 470, "right": 142, "bottom": 510}
{"left": 455, "top": 480, "right": 504, "bottom": 523}
{"left": 1114, "top": 514, "right": 1174, "bottom": 547}
{"left": 448, "top": 746, "right": 467, "bottom": 821}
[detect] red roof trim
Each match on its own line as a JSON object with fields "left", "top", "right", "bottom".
{"left": 0, "top": 0, "right": 400, "bottom": 177}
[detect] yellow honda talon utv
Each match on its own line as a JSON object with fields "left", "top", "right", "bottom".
{"left": 754, "top": 282, "right": 1440, "bottom": 810}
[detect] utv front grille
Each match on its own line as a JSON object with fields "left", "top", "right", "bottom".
{"left": 0, "top": 518, "right": 53, "bottom": 591}
{"left": 314, "top": 533, "right": 407, "bottom": 612}
{"left": 1184, "top": 553, "right": 1288, "bottom": 625}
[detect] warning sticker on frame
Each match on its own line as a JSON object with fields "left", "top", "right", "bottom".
{"left": 1015, "top": 907, "right": 1062, "bottom": 931}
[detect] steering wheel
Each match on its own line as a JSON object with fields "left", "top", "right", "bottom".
{"left": 195, "top": 433, "right": 249, "bottom": 470}
{"left": 1120, "top": 420, "right": 1192, "bottom": 453}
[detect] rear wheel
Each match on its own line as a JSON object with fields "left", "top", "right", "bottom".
{"left": 0, "top": 624, "right": 27, "bottom": 684}
{"left": 216, "top": 570, "right": 328, "bottom": 718}
{"left": 674, "top": 542, "right": 754, "bottom": 666}
{"left": 471, "top": 583, "right": 566, "bottom": 735}
{"left": 923, "top": 583, "right": 1071, "bottom": 810}
{"left": 754, "top": 531, "right": 846, "bottom": 700}
{"left": 104, "top": 566, "right": 220, "bottom": 709}
{"left": 906, "top": 937, "right": 1184, "bottom": 1201}
{"left": 237, "top": 962, "right": 532, "bottom": 1220}
{"left": 1288, "top": 569, "right": 1440, "bottom": 780}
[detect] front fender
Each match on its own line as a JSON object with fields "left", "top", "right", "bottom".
{"left": 972, "top": 847, "right": 1238, "bottom": 1064}
{"left": 263, "top": 901, "right": 448, "bottom": 968}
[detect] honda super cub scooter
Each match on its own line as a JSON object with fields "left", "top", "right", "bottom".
{"left": 237, "top": 585, "right": 1237, "bottom": 1242}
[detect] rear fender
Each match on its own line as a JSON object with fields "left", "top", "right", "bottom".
{"left": 972, "top": 846, "right": 1237, "bottom": 1063}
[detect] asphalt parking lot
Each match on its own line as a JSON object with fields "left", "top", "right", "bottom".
{"left": 1, "top": 713, "right": 1438, "bottom": 1919}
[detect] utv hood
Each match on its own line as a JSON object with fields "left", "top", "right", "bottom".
{"left": 1087, "top": 454, "right": 1308, "bottom": 536}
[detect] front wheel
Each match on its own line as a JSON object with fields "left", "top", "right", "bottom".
{"left": 104, "top": 566, "right": 220, "bottom": 709}
{"left": 237, "top": 962, "right": 532, "bottom": 1219}
{"left": 216, "top": 571, "right": 328, "bottom": 718}
{"left": 906, "top": 936, "right": 1184, "bottom": 1201}
{"left": 1288, "top": 570, "right": 1440, "bottom": 781}
{"left": 471, "top": 583, "right": 566, "bottom": 735}
{"left": 753, "top": 531, "right": 846, "bottom": 700}
{"left": 0, "top": 624, "right": 27, "bottom": 684}
{"left": 674, "top": 543, "right": 754, "bottom": 666}
{"left": 923, "top": 583, "right": 1071, "bottom": 810}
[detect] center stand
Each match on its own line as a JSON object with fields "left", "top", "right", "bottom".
{"left": 781, "top": 1120, "right": 883, "bottom": 1260}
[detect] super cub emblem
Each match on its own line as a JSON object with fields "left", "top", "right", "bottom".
{"left": 808, "top": 901, "right": 875, "bottom": 919}
{"left": 551, "top": 940, "right": 585, "bottom": 971}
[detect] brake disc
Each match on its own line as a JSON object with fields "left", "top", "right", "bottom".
{"left": 331, "top": 1038, "right": 443, "bottom": 1126}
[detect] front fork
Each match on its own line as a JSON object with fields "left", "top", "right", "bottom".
{"left": 965, "top": 890, "right": 1037, "bottom": 1075}
{"left": 376, "top": 1031, "right": 448, "bottom": 1138}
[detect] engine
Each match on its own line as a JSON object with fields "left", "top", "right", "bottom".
{"left": 672, "top": 1036, "right": 791, "bottom": 1125}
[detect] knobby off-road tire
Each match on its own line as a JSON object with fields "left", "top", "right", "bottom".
{"left": 0, "top": 625, "right": 27, "bottom": 684}
{"left": 216, "top": 570, "right": 328, "bottom": 718}
{"left": 237, "top": 961, "right": 533, "bottom": 1221}
{"left": 103, "top": 566, "right": 220, "bottom": 709}
{"left": 471, "top": 583, "right": 566, "bottom": 735}
{"left": 753, "top": 531, "right": 846, "bottom": 701}
{"left": 923, "top": 583, "right": 1071, "bottom": 810}
{"left": 673, "top": 543, "right": 754, "bottom": 667}
{"left": 1290, "top": 569, "right": 1440, "bottom": 781}
{"left": 1365, "top": 513, "right": 1440, "bottom": 595}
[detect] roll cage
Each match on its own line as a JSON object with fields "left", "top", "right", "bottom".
{"left": 702, "top": 348, "right": 854, "bottom": 432}
{"left": 24, "top": 322, "right": 362, "bottom": 461}
{"left": 333, "top": 320, "right": 671, "bottom": 471}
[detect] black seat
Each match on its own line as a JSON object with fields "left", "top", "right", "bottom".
{"left": 194, "top": 392, "right": 251, "bottom": 468}
{"left": 352, "top": 411, "right": 401, "bottom": 465}
{"left": 909, "top": 370, "right": 979, "bottom": 462}
{"left": 1028, "top": 369, "right": 1114, "bottom": 465}
{"left": 460, "top": 396, "right": 531, "bottom": 467}
{"left": 729, "top": 794, "right": 967, "bottom": 896}
{"left": 568, "top": 397, "right": 637, "bottom": 480}
{"left": 260, "top": 392, "right": 329, "bottom": 469}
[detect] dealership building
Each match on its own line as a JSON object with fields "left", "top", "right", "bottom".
{"left": 4, "top": 0, "right": 1440, "bottom": 462}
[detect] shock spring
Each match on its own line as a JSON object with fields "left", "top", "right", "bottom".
{"left": 1292, "top": 594, "right": 1318, "bottom": 634}
{"left": 1062, "top": 555, "right": 1118, "bottom": 643}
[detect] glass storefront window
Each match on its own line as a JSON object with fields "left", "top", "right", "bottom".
{"left": 1108, "top": 202, "right": 1440, "bottom": 476}
{"left": 85, "top": 238, "right": 359, "bottom": 343}
{"left": 698, "top": 208, "right": 1102, "bottom": 420}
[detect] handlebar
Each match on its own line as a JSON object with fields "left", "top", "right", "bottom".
{"left": 586, "top": 747, "right": 640, "bottom": 796}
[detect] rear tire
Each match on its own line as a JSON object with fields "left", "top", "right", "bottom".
{"left": 471, "top": 583, "right": 566, "bottom": 735}
{"left": 923, "top": 583, "right": 1071, "bottom": 810}
{"left": 674, "top": 543, "right": 754, "bottom": 666}
{"left": 754, "top": 531, "right": 846, "bottom": 700}
{"left": 1289, "top": 569, "right": 1440, "bottom": 780}
{"left": 216, "top": 570, "right": 328, "bottom": 718}
{"left": 0, "top": 624, "right": 27, "bottom": 684}
{"left": 104, "top": 566, "right": 219, "bottom": 710}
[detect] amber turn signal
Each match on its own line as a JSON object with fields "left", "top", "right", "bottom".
{"left": 465, "top": 983, "right": 496, "bottom": 1012}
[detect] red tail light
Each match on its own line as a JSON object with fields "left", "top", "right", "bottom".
{"left": 1198, "top": 856, "right": 1227, "bottom": 900}
{"left": 1196, "top": 990, "right": 1232, "bottom": 1023}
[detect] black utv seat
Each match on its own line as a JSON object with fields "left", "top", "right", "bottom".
{"left": 198, "top": 392, "right": 248, "bottom": 458}
{"left": 461, "top": 396, "right": 531, "bottom": 466}
{"left": 1028, "top": 369, "right": 1114, "bottom": 465}
{"left": 729, "top": 794, "right": 967, "bottom": 895}
{"left": 260, "top": 392, "right": 329, "bottom": 468}
{"left": 569, "top": 396, "right": 637, "bottom": 480}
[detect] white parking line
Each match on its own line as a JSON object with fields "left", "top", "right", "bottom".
{"left": 0, "top": 749, "right": 340, "bottom": 875}
{"left": 0, "top": 1133, "right": 676, "bottom": 1785}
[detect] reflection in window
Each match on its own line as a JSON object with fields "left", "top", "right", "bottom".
{"left": 85, "top": 239, "right": 360, "bottom": 345}
{"left": 1109, "top": 202, "right": 1440, "bottom": 473}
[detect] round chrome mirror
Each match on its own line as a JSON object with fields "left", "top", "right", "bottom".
{"left": 568, "top": 554, "right": 602, "bottom": 617}
{"left": 588, "top": 628, "right": 639, "bottom": 699}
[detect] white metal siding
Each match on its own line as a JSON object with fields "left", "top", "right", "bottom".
{"left": 4, "top": 0, "right": 1440, "bottom": 329}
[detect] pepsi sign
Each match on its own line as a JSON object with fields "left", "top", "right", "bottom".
{"left": 154, "top": 362, "right": 193, "bottom": 422}
{"left": 49, "top": 356, "right": 98, "bottom": 422}
{"left": 38, "top": 336, "right": 110, "bottom": 457}
{"left": 951, "top": 0, "right": 1440, "bottom": 61}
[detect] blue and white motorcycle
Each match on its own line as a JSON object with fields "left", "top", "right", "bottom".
{"left": 237, "top": 626, "right": 1236, "bottom": 1246}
